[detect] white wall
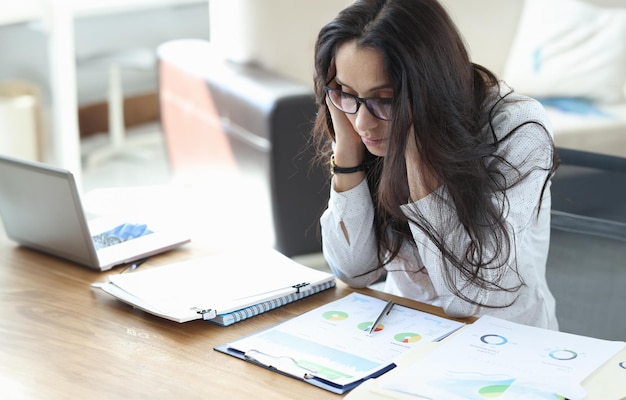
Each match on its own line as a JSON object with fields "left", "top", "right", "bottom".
{"left": 209, "top": 0, "right": 353, "bottom": 87}
{"left": 0, "top": 2, "right": 211, "bottom": 106}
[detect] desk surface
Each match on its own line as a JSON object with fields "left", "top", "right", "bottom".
{"left": 0, "top": 227, "right": 470, "bottom": 399}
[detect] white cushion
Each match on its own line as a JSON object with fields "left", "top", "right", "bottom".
{"left": 502, "top": 0, "right": 626, "bottom": 103}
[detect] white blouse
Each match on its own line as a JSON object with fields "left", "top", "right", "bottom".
{"left": 320, "top": 90, "right": 559, "bottom": 330}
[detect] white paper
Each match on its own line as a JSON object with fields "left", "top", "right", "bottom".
{"left": 107, "top": 249, "right": 333, "bottom": 317}
{"left": 383, "top": 315, "right": 626, "bottom": 400}
{"left": 227, "top": 292, "right": 465, "bottom": 386}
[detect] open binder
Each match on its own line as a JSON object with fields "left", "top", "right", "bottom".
{"left": 215, "top": 292, "right": 465, "bottom": 394}
{"left": 97, "top": 249, "right": 335, "bottom": 325}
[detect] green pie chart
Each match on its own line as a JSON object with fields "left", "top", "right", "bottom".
{"left": 394, "top": 332, "right": 422, "bottom": 343}
{"left": 323, "top": 310, "right": 349, "bottom": 321}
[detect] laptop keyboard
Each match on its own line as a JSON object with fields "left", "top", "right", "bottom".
{"left": 92, "top": 223, "right": 153, "bottom": 250}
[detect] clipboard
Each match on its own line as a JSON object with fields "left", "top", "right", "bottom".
{"left": 214, "top": 342, "right": 396, "bottom": 394}
{"left": 214, "top": 292, "right": 465, "bottom": 394}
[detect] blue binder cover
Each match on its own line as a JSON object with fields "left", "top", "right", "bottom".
{"left": 213, "top": 343, "right": 396, "bottom": 394}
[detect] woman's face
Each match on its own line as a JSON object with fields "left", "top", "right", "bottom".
{"left": 333, "top": 41, "right": 393, "bottom": 157}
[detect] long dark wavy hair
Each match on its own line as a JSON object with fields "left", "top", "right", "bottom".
{"left": 311, "top": 0, "right": 559, "bottom": 307}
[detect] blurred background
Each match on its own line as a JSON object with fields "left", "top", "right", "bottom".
{"left": 0, "top": 1, "right": 350, "bottom": 175}
{"left": 0, "top": 0, "right": 351, "bottom": 265}
{"left": 1, "top": 0, "right": 625, "bottom": 262}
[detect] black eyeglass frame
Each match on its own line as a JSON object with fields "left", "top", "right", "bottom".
{"left": 323, "top": 85, "right": 393, "bottom": 121}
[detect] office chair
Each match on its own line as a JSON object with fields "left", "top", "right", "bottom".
{"left": 546, "top": 147, "right": 626, "bottom": 341}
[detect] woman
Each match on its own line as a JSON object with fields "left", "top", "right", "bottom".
{"left": 312, "top": 0, "right": 559, "bottom": 329}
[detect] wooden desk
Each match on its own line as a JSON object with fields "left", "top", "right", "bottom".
{"left": 0, "top": 229, "right": 471, "bottom": 399}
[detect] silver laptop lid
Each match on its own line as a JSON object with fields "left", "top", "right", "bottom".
{"left": 0, "top": 155, "right": 99, "bottom": 268}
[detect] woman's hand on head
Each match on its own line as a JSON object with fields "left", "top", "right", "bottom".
{"left": 326, "top": 96, "right": 364, "bottom": 166}
{"left": 326, "top": 96, "right": 366, "bottom": 192}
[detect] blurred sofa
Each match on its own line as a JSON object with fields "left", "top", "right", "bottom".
{"left": 440, "top": 0, "right": 626, "bottom": 157}
{"left": 210, "top": 0, "right": 626, "bottom": 157}
{"left": 157, "top": 39, "right": 327, "bottom": 258}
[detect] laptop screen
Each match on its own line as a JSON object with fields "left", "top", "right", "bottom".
{"left": 0, "top": 155, "right": 98, "bottom": 267}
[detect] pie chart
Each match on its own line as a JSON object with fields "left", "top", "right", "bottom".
{"left": 549, "top": 349, "right": 577, "bottom": 360}
{"left": 394, "top": 332, "right": 422, "bottom": 343}
{"left": 322, "top": 310, "right": 349, "bottom": 321}
{"left": 480, "top": 334, "right": 508, "bottom": 345}
{"left": 358, "top": 321, "right": 384, "bottom": 332}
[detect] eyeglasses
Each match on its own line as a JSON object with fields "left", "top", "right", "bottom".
{"left": 324, "top": 86, "right": 393, "bottom": 121}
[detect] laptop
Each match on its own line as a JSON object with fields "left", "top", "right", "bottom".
{"left": 0, "top": 154, "right": 191, "bottom": 271}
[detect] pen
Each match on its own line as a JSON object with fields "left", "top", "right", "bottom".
{"left": 129, "top": 257, "right": 149, "bottom": 271}
{"left": 121, "top": 257, "right": 149, "bottom": 273}
{"left": 368, "top": 300, "right": 394, "bottom": 335}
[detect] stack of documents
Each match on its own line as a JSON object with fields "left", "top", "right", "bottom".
{"left": 347, "top": 315, "right": 626, "bottom": 400}
{"left": 97, "top": 249, "right": 335, "bottom": 325}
